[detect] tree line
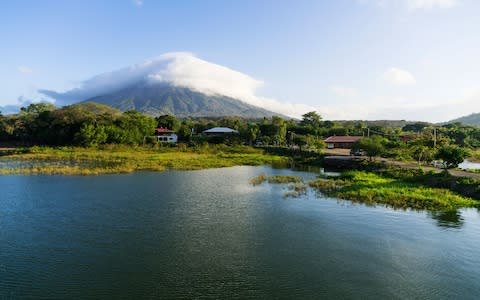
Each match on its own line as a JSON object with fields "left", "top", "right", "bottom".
{"left": 1, "top": 102, "right": 479, "bottom": 168}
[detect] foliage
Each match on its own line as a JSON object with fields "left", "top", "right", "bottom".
{"left": 1, "top": 102, "right": 480, "bottom": 171}
{"left": 0, "top": 145, "right": 288, "bottom": 175}
{"left": 353, "top": 136, "right": 386, "bottom": 161}
{"left": 402, "top": 122, "right": 430, "bottom": 132}
{"left": 300, "top": 111, "right": 322, "bottom": 128}
{"left": 156, "top": 114, "right": 180, "bottom": 131}
{"left": 309, "top": 171, "right": 478, "bottom": 210}
{"left": 435, "top": 144, "right": 467, "bottom": 170}
{"left": 250, "top": 174, "right": 302, "bottom": 185}
{"left": 412, "top": 145, "right": 435, "bottom": 165}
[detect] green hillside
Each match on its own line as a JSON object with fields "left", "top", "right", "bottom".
{"left": 449, "top": 113, "right": 480, "bottom": 126}
{"left": 86, "top": 83, "right": 280, "bottom": 118}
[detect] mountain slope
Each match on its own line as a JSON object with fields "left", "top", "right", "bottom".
{"left": 38, "top": 53, "right": 301, "bottom": 118}
{"left": 85, "top": 83, "right": 280, "bottom": 118}
{"left": 448, "top": 113, "right": 480, "bottom": 126}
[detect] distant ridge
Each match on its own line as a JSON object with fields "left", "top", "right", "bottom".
{"left": 448, "top": 113, "right": 480, "bottom": 126}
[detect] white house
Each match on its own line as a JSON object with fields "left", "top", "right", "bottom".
{"left": 155, "top": 127, "right": 178, "bottom": 143}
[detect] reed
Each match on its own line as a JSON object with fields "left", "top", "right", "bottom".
{"left": 0, "top": 145, "right": 288, "bottom": 175}
{"left": 309, "top": 171, "right": 479, "bottom": 210}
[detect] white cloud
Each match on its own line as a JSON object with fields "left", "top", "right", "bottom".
{"left": 18, "top": 66, "right": 33, "bottom": 74}
{"left": 382, "top": 67, "right": 416, "bottom": 86}
{"left": 133, "top": 0, "right": 143, "bottom": 7}
{"left": 38, "top": 52, "right": 317, "bottom": 118}
{"left": 329, "top": 85, "right": 359, "bottom": 98}
{"left": 407, "top": 0, "right": 459, "bottom": 9}
{"left": 37, "top": 52, "right": 476, "bottom": 122}
{"left": 319, "top": 88, "right": 480, "bottom": 122}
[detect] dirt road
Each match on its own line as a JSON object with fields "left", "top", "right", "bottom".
{"left": 324, "top": 149, "right": 480, "bottom": 179}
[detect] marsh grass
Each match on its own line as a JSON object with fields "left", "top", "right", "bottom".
{"left": 250, "top": 174, "right": 303, "bottom": 186}
{"left": 309, "top": 171, "right": 479, "bottom": 210}
{"left": 250, "top": 174, "right": 268, "bottom": 186}
{"left": 283, "top": 182, "right": 308, "bottom": 198}
{"left": 249, "top": 174, "right": 306, "bottom": 197}
{"left": 252, "top": 169, "right": 478, "bottom": 210}
{"left": 0, "top": 145, "right": 288, "bottom": 175}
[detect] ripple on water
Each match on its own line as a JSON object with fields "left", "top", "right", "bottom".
{"left": 0, "top": 166, "right": 479, "bottom": 299}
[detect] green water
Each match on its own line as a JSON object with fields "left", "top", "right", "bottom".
{"left": 1, "top": 166, "right": 479, "bottom": 299}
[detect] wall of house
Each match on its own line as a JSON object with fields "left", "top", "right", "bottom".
{"left": 156, "top": 134, "right": 178, "bottom": 143}
{"left": 328, "top": 142, "right": 354, "bottom": 149}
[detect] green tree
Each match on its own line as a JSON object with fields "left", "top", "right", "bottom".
{"left": 435, "top": 144, "right": 466, "bottom": 170}
{"left": 247, "top": 124, "right": 260, "bottom": 146}
{"left": 412, "top": 145, "right": 434, "bottom": 166}
{"left": 156, "top": 115, "right": 180, "bottom": 131}
{"left": 177, "top": 121, "right": 194, "bottom": 142}
{"left": 402, "top": 122, "right": 430, "bottom": 133}
{"left": 20, "top": 102, "right": 56, "bottom": 114}
{"left": 355, "top": 136, "right": 386, "bottom": 161}
{"left": 75, "top": 123, "right": 108, "bottom": 146}
{"left": 304, "top": 134, "right": 326, "bottom": 152}
{"left": 118, "top": 111, "right": 157, "bottom": 144}
{"left": 259, "top": 116, "right": 287, "bottom": 145}
{"left": 300, "top": 111, "right": 322, "bottom": 128}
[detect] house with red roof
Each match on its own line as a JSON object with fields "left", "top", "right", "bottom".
{"left": 324, "top": 136, "right": 362, "bottom": 149}
{"left": 154, "top": 127, "right": 178, "bottom": 143}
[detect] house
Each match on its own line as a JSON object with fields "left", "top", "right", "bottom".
{"left": 154, "top": 127, "right": 178, "bottom": 143}
{"left": 202, "top": 127, "right": 238, "bottom": 135}
{"left": 324, "top": 136, "right": 362, "bottom": 149}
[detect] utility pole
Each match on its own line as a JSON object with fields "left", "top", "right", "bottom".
{"left": 367, "top": 128, "right": 370, "bottom": 137}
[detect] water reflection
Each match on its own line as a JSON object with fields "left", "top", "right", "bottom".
{"left": 428, "top": 210, "right": 465, "bottom": 229}
{"left": 0, "top": 158, "right": 123, "bottom": 170}
{"left": 1, "top": 167, "right": 480, "bottom": 299}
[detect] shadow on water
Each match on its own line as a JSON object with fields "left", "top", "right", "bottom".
{"left": 428, "top": 210, "right": 465, "bottom": 229}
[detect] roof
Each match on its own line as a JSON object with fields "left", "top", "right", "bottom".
{"left": 324, "top": 136, "right": 362, "bottom": 143}
{"left": 155, "top": 127, "right": 175, "bottom": 134}
{"left": 202, "top": 127, "right": 238, "bottom": 133}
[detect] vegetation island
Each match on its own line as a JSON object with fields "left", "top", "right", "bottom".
{"left": 1, "top": 102, "right": 479, "bottom": 211}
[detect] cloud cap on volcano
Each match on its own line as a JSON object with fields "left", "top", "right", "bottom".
{"left": 39, "top": 52, "right": 312, "bottom": 117}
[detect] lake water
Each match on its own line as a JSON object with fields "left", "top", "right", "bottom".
{"left": 1, "top": 166, "right": 479, "bottom": 299}
{"left": 459, "top": 159, "right": 480, "bottom": 170}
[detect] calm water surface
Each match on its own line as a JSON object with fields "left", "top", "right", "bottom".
{"left": 1, "top": 166, "right": 479, "bottom": 299}
{"left": 459, "top": 159, "right": 480, "bottom": 170}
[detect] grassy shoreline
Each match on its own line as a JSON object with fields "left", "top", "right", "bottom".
{"left": 250, "top": 169, "right": 480, "bottom": 211}
{"left": 4, "top": 145, "right": 479, "bottom": 211}
{"left": 308, "top": 171, "right": 479, "bottom": 210}
{"left": 0, "top": 145, "right": 289, "bottom": 175}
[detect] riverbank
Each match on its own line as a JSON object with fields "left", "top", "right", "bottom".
{"left": 0, "top": 145, "right": 289, "bottom": 175}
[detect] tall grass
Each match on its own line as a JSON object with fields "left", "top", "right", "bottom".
{"left": 249, "top": 174, "right": 303, "bottom": 186}
{"left": 0, "top": 145, "right": 288, "bottom": 175}
{"left": 309, "top": 171, "right": 479, "bottom": 210}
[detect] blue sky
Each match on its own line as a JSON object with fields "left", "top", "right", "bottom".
{"left": 1, "top": 0, "right": 479, "bottom": 121}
